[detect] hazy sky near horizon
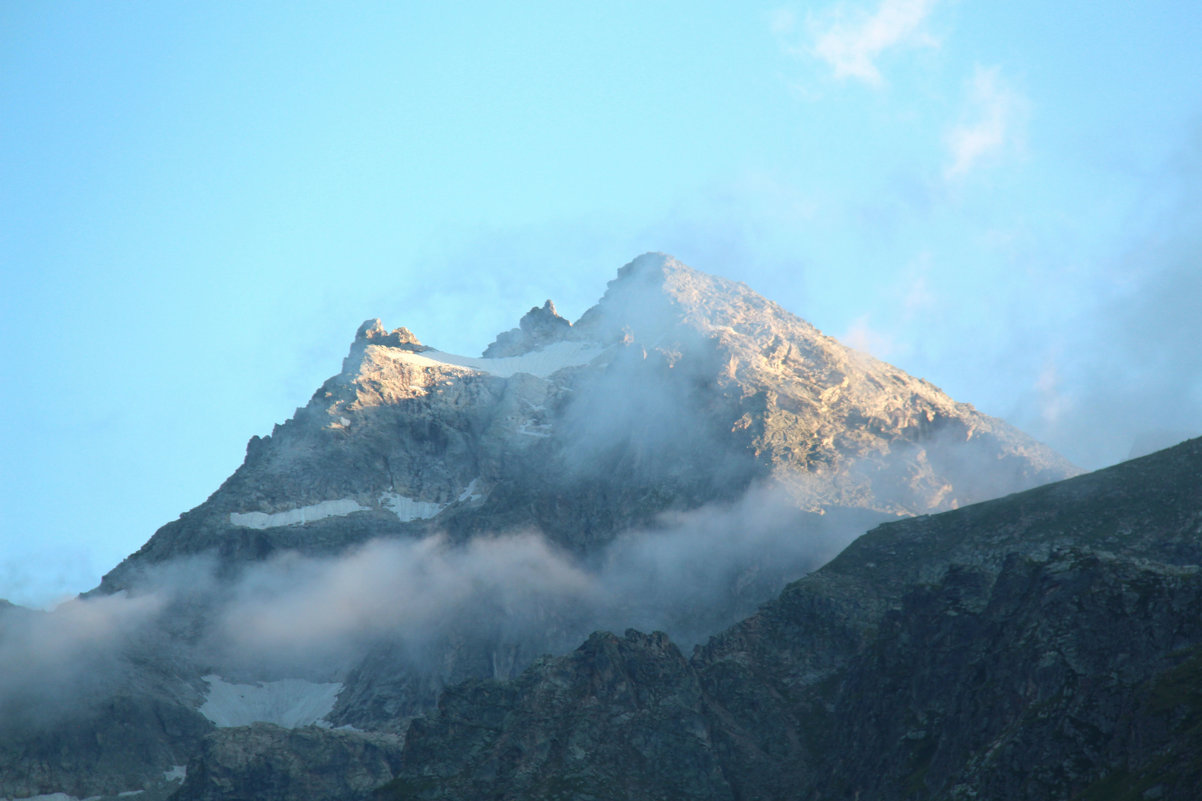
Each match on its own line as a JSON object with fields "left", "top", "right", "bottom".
{"left": 3, "top": 1, "right": 1200, "bottom": 607}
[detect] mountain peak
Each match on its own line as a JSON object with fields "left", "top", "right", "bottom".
{"left": 572, "top": 253, "right": 797, "bottom": 350}
{"left": 19, "top": 254, "right": 1090, "bottom": 801}
{"left": 102, "top": 255, "right": 1077, "bottom": 588}
{"left": 615, "top": 251, "right": 688, "bottom": 280}
{"left": 353, "top": 319, "right": 424, "bottom": 350}
{"left": 339, "top": 319, "right": 429, "bottom": 378}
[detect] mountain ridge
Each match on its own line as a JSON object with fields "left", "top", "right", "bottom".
{"left": 375, "top": 436, "right": 1202, "bottom": 801}
{"left": 3, "top": 253, "right": 1087, "bottom": 801}
{"left": 98, "top": 253, "right": 1076, "bottom": 592}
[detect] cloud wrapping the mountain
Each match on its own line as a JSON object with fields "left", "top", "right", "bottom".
{"left": 0, "top": 473, "right": 878, "bottom": 714}
{"left": 591, "top": 481, "right": 880, "bottom": 642}
{"left": 212, "top": 533, "right": 599, "bottom": 670}
{"left": 208, "top": 478, "right": 877, "bottom": 675}
{"left": 0, "top": 254, "right": 1085, "bottom": 721}
{"left": 0, "top": 591, "right": 166, "bottom": 722}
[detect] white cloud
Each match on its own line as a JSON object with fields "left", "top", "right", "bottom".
{"left": 844, "top": 314, "right": 898, "bottom": 358}
{"left": 944, "top": 65, "right": 1029, "bottom": 179}
{"left": 0, "top": 590, "right": 167, "bottom": 718}
{"left": 807, "top": 0, "right": 941, "bottom": 86}
{"left": 1034, "top": 356, "right": 1072, "bottom": 427}
{"left": 900, "top": 255, "right": 936, "bottom": 319}
{"left": 840, "top": 255, "right": 934, "bottom": 360}
{"left": 213, "top": 533, "right": 599, "bottom": 668}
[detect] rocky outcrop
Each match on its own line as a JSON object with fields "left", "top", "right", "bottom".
{"left": 389, "top": 630, "right": 726, "bottom": 801}
{"left": 173, "top": 723, "right": 403, "bottom": 801}
{"left": 353, "top": 319, "right": 425, "bottom": 351}
{"left": 380, "top": 437, "right": 1202, "bottom": 801}
{"left": 817, "top": 551, "right": 1202, "bottom": 800}
{"left": 0, "top": 692, "right": 211, "bottom": 800}
{"left": 484, "top": 300, "right": 573, "bottom": 357}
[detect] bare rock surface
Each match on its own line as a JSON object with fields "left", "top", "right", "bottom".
{"left": 380, "top": 437, "right": 1202, "bottom": 801}
{"left": 483, "top": 299, "right": 573, "bottom": 357}
{"left": 172, "top": 723, "right": 403, "bottom": 801}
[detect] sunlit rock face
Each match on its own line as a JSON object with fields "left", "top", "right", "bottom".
{"left": 2, "top": 254, "right": 1082, "bottom": 800}
{"left": 103, "top": 253, "right": 1075, "bottom": 588}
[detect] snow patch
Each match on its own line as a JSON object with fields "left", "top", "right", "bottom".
{"left": 425, "top": 340, "right": 606, "bottom": 378}
{"left": 369, "top": 348, "right": 476, "bottom": 375}
{"left": 378, "top": 492, "right": 445, "bottom": 522}
{"left": 9, "top": 795, "right": 82, "bottom": 801}
{"left": 199, "top": 675, "right": 341, "bottom": 729}
{"left": 162, "top": 765, "right": 187, "bottom": 783}
{"left": 517, "top": 422, "right": 552, "bottom": 438}
{"left": 229, "top": 498, "right": 369, "bottom": 529}
{"left": 231, "top": 494, "right": 448, "bottom": 528}
{"left": 457, "top": 478, "right": 483, "bottom": 502}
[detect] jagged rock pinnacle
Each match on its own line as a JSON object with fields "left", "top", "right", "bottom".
{"left": 354, "top": 319, "right": 424, "bottom": 349}
{"left": 339, "top": 319, "right": 427, "bottom": 376}
{"left": 483, "top": 299, "right": 572, "bottom": 357}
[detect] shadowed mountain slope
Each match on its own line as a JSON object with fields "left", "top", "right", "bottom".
{"left": 379, "top": 436, "right": 1202, "bottom": 801}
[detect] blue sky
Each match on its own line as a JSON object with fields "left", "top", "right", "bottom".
{"left": 3, "top": 1, "right": 1200, "bottom": 607}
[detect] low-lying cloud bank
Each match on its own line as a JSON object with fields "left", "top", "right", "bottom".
{"left": 210, "top": 479, "right": 881, "bottom": 675}
{"left": 0, "top": 591, "right": 165, "bottom": 722}
{"left": 0, "top": 480, "right": 882, "bottom": 714}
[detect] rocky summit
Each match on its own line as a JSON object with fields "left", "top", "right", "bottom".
{"left": 0, "top": 254, "right": 1093, "bottom": 801}
{"left": 102, "top": 253, "right": 1074, "bottom": 585}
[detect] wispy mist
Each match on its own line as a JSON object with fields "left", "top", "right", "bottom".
{"left": 0, "top": 473, "right": 882, "bottom": 725}
{"left": 210, "top": 533, "right": 598, "bottom": 674}
{"left": 0, "top": 591, "right": 165, "bottom": 723}
{"left": 1016, "top": 132, "right": 1202, "bottom": 467}
{"left": 208, "top": 480, "right": 874, "bottom": 675}
{"left": 590, "top": 481, "right": 886, "bottom": 643}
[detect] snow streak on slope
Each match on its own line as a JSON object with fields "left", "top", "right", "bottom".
{"left": 229, "top": 499, "right": 370, "bottom": 529}
{"left": 229, "top": 494, "right": 447, "bottom": 529}
{"left": 378, "top": 493, "right": 446, "bottom": 522}
{"left": 425, "top": 340, "right": 606, "bottom": 378}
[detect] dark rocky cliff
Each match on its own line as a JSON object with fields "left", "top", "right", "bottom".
{"left": 379, "top": 437, "right": 1202, "bottom": 801}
